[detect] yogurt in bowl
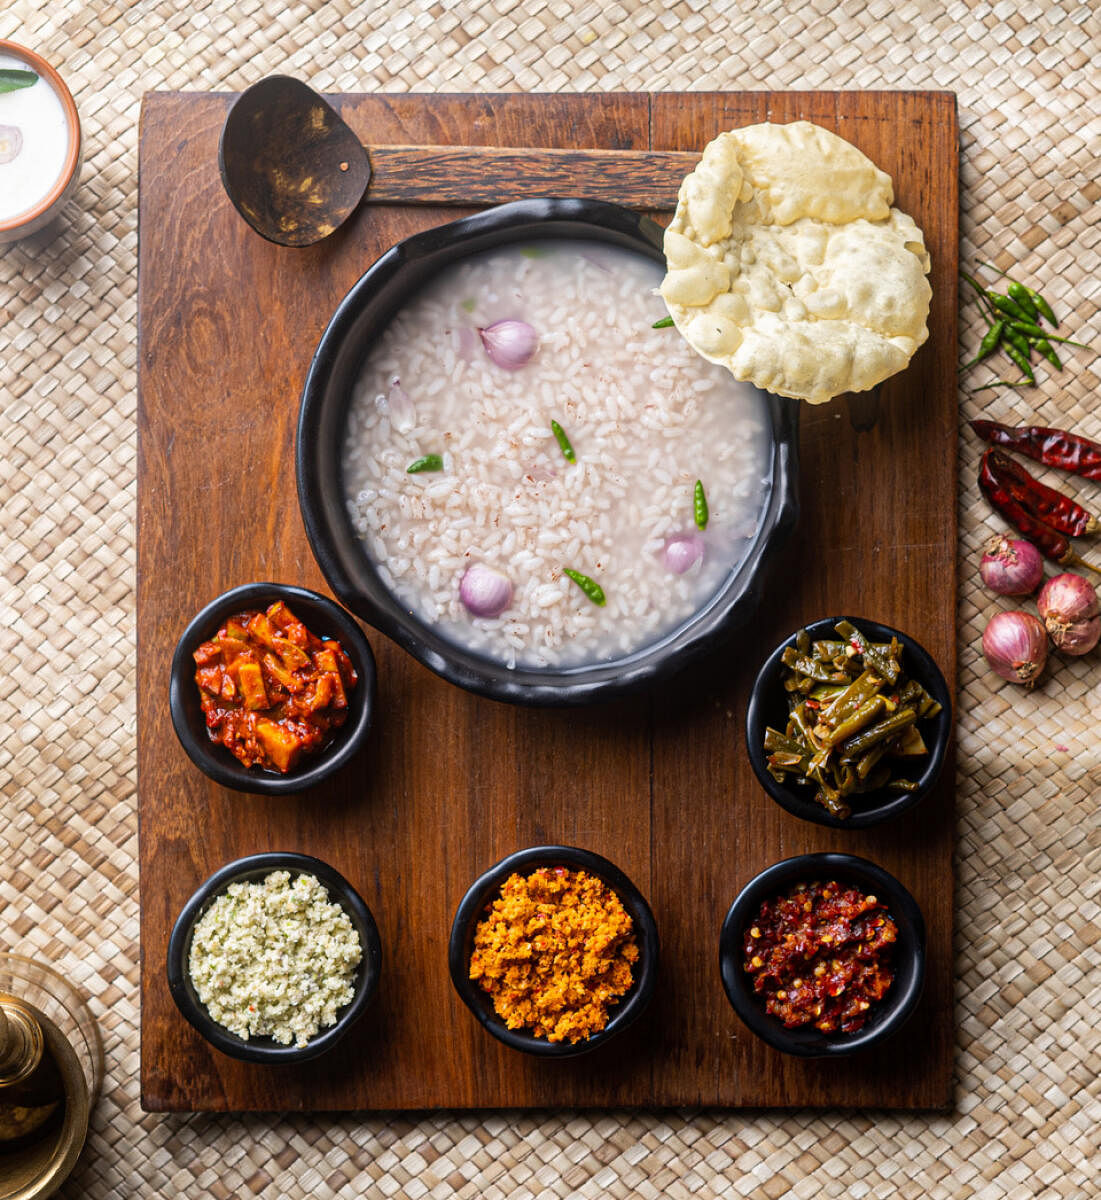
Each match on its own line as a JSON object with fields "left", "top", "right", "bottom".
{"left": 0, "top": 41, "right": 81, "bottom": 243}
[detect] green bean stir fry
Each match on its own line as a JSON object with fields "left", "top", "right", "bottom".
{"left": 763, "top": 621, "right": 943, "bottom": 819}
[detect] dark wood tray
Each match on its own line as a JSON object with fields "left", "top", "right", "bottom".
{"left": 138, "top": 90, "right": 958, "bottom": 1112}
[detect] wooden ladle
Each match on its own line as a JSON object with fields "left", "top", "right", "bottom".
{"left": 218, "top": 76, "right": 697, "bottom": 246}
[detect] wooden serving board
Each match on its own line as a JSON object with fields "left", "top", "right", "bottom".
{"left": 138, "top": 91, "right": 958, "bottom": 1112}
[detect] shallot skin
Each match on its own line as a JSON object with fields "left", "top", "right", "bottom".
{"left": 1055, "top": 615, "right": 1101, "bottom": 656}
{"left": 981, "top": 610, "right": 1048, "bottom": 687}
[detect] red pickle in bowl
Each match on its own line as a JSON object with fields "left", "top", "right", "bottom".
{"left": 743, "top": 880, "right": 897, "bottom": 1034}
{"left": 192, "top": 600, "right": 357, "bottom": 772}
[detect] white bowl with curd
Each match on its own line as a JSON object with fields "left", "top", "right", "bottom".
{"left": 0, "top": 41, "right": 81, "bottom": 243}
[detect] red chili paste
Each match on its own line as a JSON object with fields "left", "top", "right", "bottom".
{"left": 743, "top": 880, "right": 896, "bottom": 1033}
{"left": 193, "top": 601, "right": 357, "bottom": 773}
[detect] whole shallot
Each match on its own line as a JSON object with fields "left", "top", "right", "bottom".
{"left": 459, "top": 563, "right": 513, "bottom": 619}
{"left": 981, "top": 610, "right": 1048, "bottom": 687}
{"left": 979, "top": 534, "right": 1044, "bottom": 596}
{"left": 478, "top": 319, "right": 538, "bottom": 370}
{"left": 1036, "top": 572, "right": 1101, "bottom": 655}
{"left": 662, "top": 533, "right": 704, "bottom": 575}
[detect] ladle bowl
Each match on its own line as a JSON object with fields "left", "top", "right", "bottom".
{"left": 218, "top": 75, "right": 371, "bottom": 247}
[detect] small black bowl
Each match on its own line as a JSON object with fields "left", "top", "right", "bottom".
{"left": 719, "top": 852, "right": 925, "bottom": 1057}
{"left": 297, "top": 197, "right": 799, "bottom": 706}
{"left": 169, "top": 582, "right": 376, "bottom": 795}
{"left": 448, "top": 844, "right": 659, "bottom": 1057}
{"left": 745, "top": 616, "right": 951, "bottom": 829}
{"left": 166, "top": 851, "right": 382, "bottom": 1063}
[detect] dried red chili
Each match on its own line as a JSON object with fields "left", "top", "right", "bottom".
{"left": 971, "top": 419, "right": 1101, "bottom": 482}
{"left": 977, "top": 450, "right": 1101, "bottom": 573}
{"left": 193, "top": 601, "right": 357, "bottom": 772}
{"left": 981, "top": 449, "right": 1099, "bottom": 538}
{"left": 743, "top": 880, "right": 897, "bottom": 1034}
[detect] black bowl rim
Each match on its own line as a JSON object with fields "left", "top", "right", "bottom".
{"left": 744, "top": 615, "right": 952, "bottom": 829}
{"left": 297, "top": 196, "right": 800, "bottom": 707}
{"left": 448, "top": 844, "right": 660, "bottom": 1057}
{"left": 168, "top": 581, "right": 377, "bottom": 795}
{"left": 719, "top": 852, "right": 926, "bottom": 1058}
{"left": 165, "top": 851, "right": 382, "bottom": 1063}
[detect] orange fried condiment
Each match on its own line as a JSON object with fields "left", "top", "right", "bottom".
{"left": 743, "top": 880, "right": 897, "bottom": 1034}
{"left": 192, "top": 601, "right": 357, "bottom": 773}
{"left": 469, "top": 867, "right": 638, "bottom": 1043}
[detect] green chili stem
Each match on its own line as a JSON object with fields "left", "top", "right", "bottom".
{"left": 651, "top": 315, "right": 674, "bottom": 328}
{"left": 971, "top": 381, "right": 1035, "bottom": 392}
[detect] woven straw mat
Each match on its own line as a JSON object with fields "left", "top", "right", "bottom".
{"left": 1, "top": 0, "right": 1098, "bottom": 1197}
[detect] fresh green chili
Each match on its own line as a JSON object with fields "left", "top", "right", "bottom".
{"left": 651, "top": 315, "right": 674, "bottom": 329}
{"left": 962, "top": 273, "right": 1025, "bottom": 321}
{"left": 1007, "top": 321, "right": 1091, "bottom": 349}
{"left": 1002, "top": 325, "right": 1033, "bottom": 360}
{"left": 980, "top": 261, "right": 1059, "bottom": 326}
{"left": 1032, "top": 338, "right": 1062, "bottom": 370}
{"left": 563, "top": 567, "right": 605, "bottom": 606}
{"left": 1006, "top": 282, "right": 1039, "bottom": 322}
{"left": 550, "top": 419, "right": 576, "bottom": 463}
{"left": 693, "top": 480, "right": 709, "bottom": 530}
{"left": 406, "top": 454, "right": 444, "bottom": 473}
{"left": 1003, "top": 344, "right": 1036, "bottom": 384}
{"left": 1029, "top": 289, "right": 1058, "bottom": 327}
{"left": 962, "top": 319, "right": 1005, "bottom": 369}
{"left": 988, "top": 291, "right": 1032, "bottom": 322}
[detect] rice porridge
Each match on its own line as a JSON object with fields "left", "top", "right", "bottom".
{"left": 342, "top": 240, "right": 773, "bottom": 669}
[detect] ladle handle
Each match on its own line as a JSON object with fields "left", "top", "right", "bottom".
{"left": 364, "top": 145, "right": 700, "bottom": 209}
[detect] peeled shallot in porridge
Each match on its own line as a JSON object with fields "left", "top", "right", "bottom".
{"left": 343, "top": 240, "right": 773, "bottom": 668}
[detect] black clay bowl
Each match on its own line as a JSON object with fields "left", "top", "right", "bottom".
{"left": 745, "top": 616, "right": 951, "bottom": 829}
{"left": 719, "top": 852, "right": 925, "bottom": 1058}
{"left": 448, "top": 844, "right": 659, "bottom": 1057}
{"left": 169, "top": 582, "right": 376, "bottom": 795}
{"left": 166, "top": 851, "right": 382, "bottom": 1064}
{"left": 297, "top": 197, "right": 799, "bottom": 706}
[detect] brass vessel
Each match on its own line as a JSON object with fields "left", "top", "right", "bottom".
{"left": 0, "top": 956, "right": 102, "bottom": 1200}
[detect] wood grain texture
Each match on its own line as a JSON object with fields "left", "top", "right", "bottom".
{"left": 363, "top": 145, "right": 698, "bottom": 207}
{"left": 138, "top": 90, "right": 958, "bottom": 1112}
